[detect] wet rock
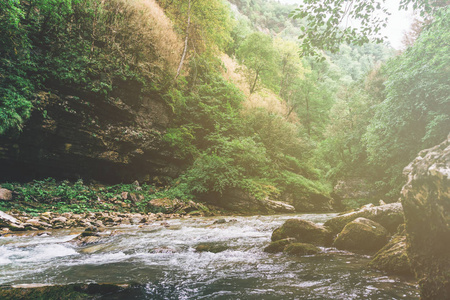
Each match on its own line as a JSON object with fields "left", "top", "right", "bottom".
{"left": 0, "top": 188, "right": 13, "bottom": 201}
{"left": 401, "top": 135, "right": 450, "bottom": 299}
{"left": 324, "top": 202, "right": 404, "bottom": 235}
{"left": 195, "top": 243, "right": 228, "bottom": 253}
{"left": 70, "top": 235, "right": 102, "bottom": 247}
{"left": 369, "top": 228, "right": 413, "bottom": 276}
{"left": 333, "top": 217, "right": 389, "bottom": 253}
{"left": 151, "top": 247, "right": 177, "bottom": 254}
{"left": 0, "top": 211, "right": 25, "bottom": 231}
{"left": 25, "top": 219, "right": 52, "bottom": 230}
{"left": 271, "top": 219, "right": 332, "bottom": 246}
{"left": 213, "top": 219, "right": 227, "bottom": 224}
{"left": 283, "top": 243, "right": 321, "bottom": 256}
{"left": 264, "top": 238, "right": 295, "bottom": 253}
{"left": 68, "top": 226, "right": 102, "bottom": 246}
{"left": 51, "top": 216, "right": 68, "bottom": 225}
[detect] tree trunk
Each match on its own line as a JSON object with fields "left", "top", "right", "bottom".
{"left": 175, "top": 0, "right": 191, "bottom": 81}
{"left": 250, "top": 69, "right": 260, "bottom": 94}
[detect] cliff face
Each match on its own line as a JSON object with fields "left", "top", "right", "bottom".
{"left": 401, "top": 134, "right": 450, "bottom": 299}
{"left": 0, "top": 83, "right": 182, "bottom": 183}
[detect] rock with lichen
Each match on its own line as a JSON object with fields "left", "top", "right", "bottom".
{"left": 332, "top": 217, "right": 389, "bottom": 253}
{"left": 401, "top": 134, "right": 450, "bottom": 299}
{"left": 369, "top": 226, "right": 413, "bottom": 276}
{"left": 271, "top": 218, "right": 332, "bottom": 246}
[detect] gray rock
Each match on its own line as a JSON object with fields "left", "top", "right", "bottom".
{"left": 271, "top": 218, "right": 332, "bottom": 246}
{"left": 324, "top": 202, "right": 404, "bottom": 235}
{"left": 369, "top": 229, "right": 413, "bottom": 276}
{"left": 401, "top": 134, "right": 450, "bottom": 299}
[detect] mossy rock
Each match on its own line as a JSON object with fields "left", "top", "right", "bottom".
{"left": 195, "top": 243, "right": 228, "bottom": 253}
{"left": 333, "top": 217, "right": 389, "bottom": 253}
{"left": 271, "top": 218, "right": 332, "bottom": 246}
{"left": 263, "top": 238, "right": 295, "bottom": 253}
{"left": 283, "top": 243, "right": 320, "bottom": 256}
{"left": 324, "top": 203, "right": 404, "bottom": 235}
{"left": 369, "top": 232, "right": 413, "bottom": 276}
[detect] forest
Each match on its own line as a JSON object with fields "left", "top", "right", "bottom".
{"left": 0, "top": 0, "right": 449, "bottom": 299}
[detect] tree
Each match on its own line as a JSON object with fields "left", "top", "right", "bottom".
{"left": 159, "top": 0, "right": 233, "bottom": 80}
{"left": 274, "top": 39, "right": 305, "bottom": 98}
{"left": 291, "top": 0, "right": 449, "bottom": 57}
{"left": 236, "top": 32, "right": 277, "bottom": 94}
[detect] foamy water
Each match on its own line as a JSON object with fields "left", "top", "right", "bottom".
{"left": 0, "top": 213, "right": 419, "bottom": 299}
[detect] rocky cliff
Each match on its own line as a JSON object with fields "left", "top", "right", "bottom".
{"left": 0, "top": 83, "right": 182, "bottom": 183}
{"left": 401, "top": 134, "right": 450, "bottom": 299}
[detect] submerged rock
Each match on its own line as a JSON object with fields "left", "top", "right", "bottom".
{"left": 333, "top": 217, "right": 389, "bottom": 253}
{"left": 271, "top": 219, "right": 332, "bottom": 246}
{"left": 369, "top": 229, "right": 413, "bottom": 276}
{"left": 283, "top": 243, "right": 321, "bottom": 256}
{"left": 401, "top": 135, "right": 450, "bottom": 299}
{"left": 324, "top": 202, "right": 404, "bottom": 235}
{"left": 195, "top": 243, "right": 229, "bottom": 253}
{"left": 264, "top": 238, "right": 295, "bottom": 253}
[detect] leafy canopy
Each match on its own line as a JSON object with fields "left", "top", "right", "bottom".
{"left": 291, "top": 0, "right": 449, "bottom": 57}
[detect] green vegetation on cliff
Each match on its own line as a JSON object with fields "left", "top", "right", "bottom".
{"left": 1, "top": 0, "right": 449, "bottom": 211}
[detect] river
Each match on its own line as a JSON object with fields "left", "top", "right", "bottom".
{"left": 0, "top": 213, "right": 419, "bottom": 299}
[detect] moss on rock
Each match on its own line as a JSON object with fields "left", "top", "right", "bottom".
{"left": 263, "top": 238, "right": 295, "bottom": 253}
{"left": 324, "top": 203, "right": 404, "bottom": 235}
{"left": 369, "top": 231, "right": 413, "bottom": 276}
{"left": 283, "top": 243, "right": 321, "bottom": 256}
{"left": 271, "top": 218, "right": 332, "bottom": 246}
{"left": 333, "top": 217, "right": 389, "bottom": 253}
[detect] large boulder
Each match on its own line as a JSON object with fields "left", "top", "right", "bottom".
{"left": 198, "top": 188, "right": 295, "bottom": 215}
{"left": 401, "top": 135, "right": 450, "bottom": 299}
{"left": 332, "top": 217, "right": 389, "bottom": 253}
{"left": 324, "top": 202, "right": 404, "bottom": 235}
{"left": 369, "top": 228, "right": 413, "bottom": 276}
{"left": 271, "top": 218, "right": 332, "bottom": 246}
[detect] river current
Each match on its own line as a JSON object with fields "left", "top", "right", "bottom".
{"left": 0, "top": 213, "right": 419, "bottom": 299}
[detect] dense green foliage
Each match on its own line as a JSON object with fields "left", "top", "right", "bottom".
{"left": 1, "top": 0, "right": 179, "bottom": 133}
{"left": 364, "top": 8, "right": 450, "bottom": 197}
{"left": 0, "top": 178, "right": 212, "bottom": 215}
{"left": 1, "top": 0, "right": 448, "bottom": 209}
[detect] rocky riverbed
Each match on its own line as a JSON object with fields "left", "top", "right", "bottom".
{"left": 0, "top": 213, "right": 419, "bottom": 299}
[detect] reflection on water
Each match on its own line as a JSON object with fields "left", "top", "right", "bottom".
{"left": 0, "top": 213, "right": 419, "bottom": 299}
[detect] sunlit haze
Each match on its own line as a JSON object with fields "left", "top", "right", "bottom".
{"left": 280, "top": 0, "right": 414, "bottom": 49}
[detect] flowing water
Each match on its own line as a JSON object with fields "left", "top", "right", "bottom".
{"left": 0, "top": 213, "right": 419, "bottom": 299}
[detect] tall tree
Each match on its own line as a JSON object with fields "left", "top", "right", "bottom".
{"left": 236, "top": 32, "right": 277, "bottom": 94}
